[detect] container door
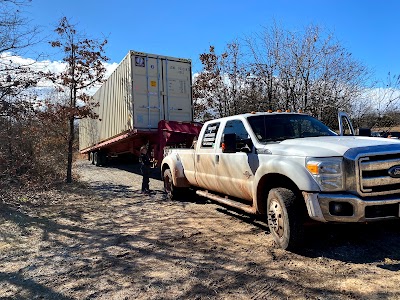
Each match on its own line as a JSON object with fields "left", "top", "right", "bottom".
{"left": 161, "top": 59, "right": 192, "bottom": 122}
{"left": 132, "top": 55, "right": 163, "bottom": 129}
{"left": 132, "top": 54, "right": 193, "bottom": 129}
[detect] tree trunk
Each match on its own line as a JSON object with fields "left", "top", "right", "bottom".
{"left": 66, "top": 116, "right": 74, "bottom": 183}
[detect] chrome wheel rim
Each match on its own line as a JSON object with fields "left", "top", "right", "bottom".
{"left": 268, "top": 199, "right": 285, "bottom": 238}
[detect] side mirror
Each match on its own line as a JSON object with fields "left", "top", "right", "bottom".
{"left": 222, "top": 133, "right": 237, "bottom": 153}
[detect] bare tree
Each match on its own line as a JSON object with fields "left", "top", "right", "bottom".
{"left": 0, "top": 0, "right": 44, "bottom": 186}
{"left": 356, "top": 73, "right": 400, "bottom": 132}
{"left": 193, "top": 23, "right": 370, "bottom": 128}
{"left": 0, "top": 0, "right": 39, "bottom": 53}
{"left": 219, "top": 41, "right": 248, "bottom": 115}
{"left": 47, "top": 17, "right": 108, "bottom": 183}
{"left": 0, "top": 0, "right": 40, "bottom": 97}
{"left": 193, "top": 43, "right": 249, "bottom": 121}
{"left": 246, "top": 24, "right": 370, "bottom": 127}
{"left": 245, "top": 21, "right": 284, "bottom": 111}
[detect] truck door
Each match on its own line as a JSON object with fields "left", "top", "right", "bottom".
{"left": 195, "top": 122, "right": 221, "bottom": 191}
{"left": 214, "top": 119, "right": 255, "bottom": 201}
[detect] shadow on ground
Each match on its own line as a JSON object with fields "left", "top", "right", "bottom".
{"left": 94, "top": 161, "right": 162, "bottom": 180}
{"left": 2, "top": 160, "right": 399, "bottom": 298}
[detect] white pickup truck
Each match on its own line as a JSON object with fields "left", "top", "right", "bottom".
{"left": 161, "top": 112, "right": 400, "bottom": 249}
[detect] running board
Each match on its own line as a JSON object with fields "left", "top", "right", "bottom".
{"left": 196, "top": 190, "right": 256, "bottom": 214}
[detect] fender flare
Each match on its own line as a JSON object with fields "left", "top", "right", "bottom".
{"left": 161, "top": 154, "right": 190, "bottom": 188}
{"left": 252, "top": 158, "right": 320, "bottom": 211}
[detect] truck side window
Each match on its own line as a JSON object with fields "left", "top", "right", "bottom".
{"left": 201, "top": 122, "right": 220, "bottom": 148}
{"left": 221, "top": 120, "right": 252, "bottom": 150}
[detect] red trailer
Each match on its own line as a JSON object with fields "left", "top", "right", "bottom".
{"left": 80, "top": 120, "right": 202, "bottom": 166}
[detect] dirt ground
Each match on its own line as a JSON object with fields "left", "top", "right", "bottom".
{"left": 1, "top": 159, "right": 400, "bottom": 300}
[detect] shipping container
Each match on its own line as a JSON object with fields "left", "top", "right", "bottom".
{"left": 79, "top": 51, "right": 201, "bottom": 166}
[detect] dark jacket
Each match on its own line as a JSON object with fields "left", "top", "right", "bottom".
{"left": 140, "top": 153, "right": 152, "bottom": 167}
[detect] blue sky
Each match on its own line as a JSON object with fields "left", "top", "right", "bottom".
{"left": 23, "top": 0, "right": 399, "bottom": 83}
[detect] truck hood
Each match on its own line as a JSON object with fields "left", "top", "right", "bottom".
{"left": 262, "top": 136, "right": 400, "bottom": 157}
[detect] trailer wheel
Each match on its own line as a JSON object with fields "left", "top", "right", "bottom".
{"left": 163, "top": 168, "right": 184, "bottom": 200}
{"left": 267, "top": 187, "right": 304, "bottom": 250}
{"left": 98, "top": 151, "right": 107, "bottom": 166}
{"left": 93, "top": 152, "right": 100, "bottom": 166}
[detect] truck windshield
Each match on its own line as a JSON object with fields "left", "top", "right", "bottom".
{"left": 247, "top": 114, "right": 337, "bottom": 143}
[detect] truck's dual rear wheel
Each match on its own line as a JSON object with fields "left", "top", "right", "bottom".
{"left": 163, "top": 169, "right": 187, "bottom": 200}
{"left": 267, "top": 187, "right": 304, "bottom": 250}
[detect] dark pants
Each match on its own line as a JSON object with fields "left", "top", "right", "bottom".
{"left": 141, "top": 165, "right": 150, "bottom": 191}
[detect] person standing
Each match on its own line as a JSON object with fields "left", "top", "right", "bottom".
{"left": 140, "top": 145, "right": 152, "bottom": 193}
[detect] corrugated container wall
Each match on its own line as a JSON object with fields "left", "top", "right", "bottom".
{"left": 79, "top": 51, "right": 193, "bottom": 151}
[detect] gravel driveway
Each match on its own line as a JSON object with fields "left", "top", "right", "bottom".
{"left": 1, "top": 159, "right": 400, "bottom": 299}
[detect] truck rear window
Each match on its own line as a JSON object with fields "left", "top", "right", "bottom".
{"left": 201, "top": 123, "right": 220, "bottom": 148}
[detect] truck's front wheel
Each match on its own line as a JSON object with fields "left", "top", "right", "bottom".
{"left": 267, "top": 188, "right": 304, "bottom": 250}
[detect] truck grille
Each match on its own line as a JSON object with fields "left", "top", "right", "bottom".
{"left": 358, "top": 153, "right": 400, "bottom": 196}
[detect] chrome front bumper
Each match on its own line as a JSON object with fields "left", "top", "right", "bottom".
{"left": 303, "top": 192, "right": 400, "bottom": 222}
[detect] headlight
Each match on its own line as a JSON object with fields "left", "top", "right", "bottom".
{"left": 306, "top": 157, "right": 344, "bottom": 191}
